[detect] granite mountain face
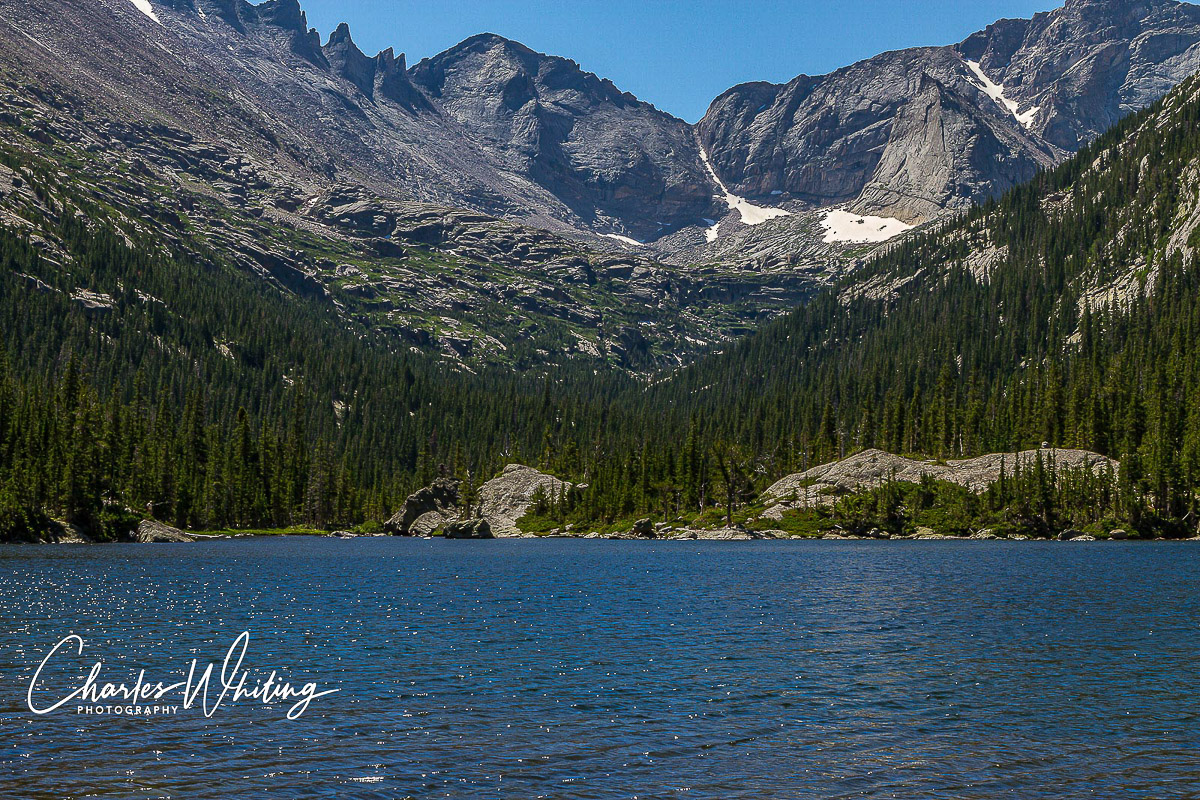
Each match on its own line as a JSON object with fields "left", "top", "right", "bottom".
{"left": 0, "top": 0, "right": 816, "bottom": 373}
{"left": 4, "top": 0, "right": 1199, "bottom": 251}
{"left": 1, "top": 0, "right": 1200, "bottom": 372}
{"left": 699, "top": 0, "right": 1200, "bottom": 225}
{"left": 0, "top": 0, "right": 715, "bottom": 246}
{"left": 407, "top": 34, "right": 714, "bottom": 244}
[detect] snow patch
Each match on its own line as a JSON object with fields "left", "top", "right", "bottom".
{"left": 964, "top": 59, "right": 1039, "bottom": 129}
{"left": 125, "top": 0, "right": 162, "bottom": 23}
{"left": 702, "top": 218, "right": 720, "bottom": 243}
{"left": 821, "top": 209, "right": 913, "bottom": 244}
{"left": 698, "top": 146, "right": 791, "bottom": 230}
{"left": 602, "top": 233, "right": 643, "bottom": 247}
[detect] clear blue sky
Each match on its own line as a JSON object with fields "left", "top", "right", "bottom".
{"left": 295, "top": 0, "right": 1061, "bottom": 122}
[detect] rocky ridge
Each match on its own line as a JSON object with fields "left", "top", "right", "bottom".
{"left": 1, "top": 0, "right": 1198, "bottom": 375}
{"left": 699, "top": 0, "right": 1200, "bottom": 224}
{"left": 4, "top": 0, "right": 1197, "bottom": 268}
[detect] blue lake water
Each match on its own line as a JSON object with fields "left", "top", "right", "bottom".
{"left": 1, "top": 538, "right": 1199, "bottom": 799}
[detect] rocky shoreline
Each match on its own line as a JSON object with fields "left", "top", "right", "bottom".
{"left": 18, "top": 525, "right": 1200, "bottom": 545}
{"left": 16, "top": 458, "right": 1200, "bottom": 545}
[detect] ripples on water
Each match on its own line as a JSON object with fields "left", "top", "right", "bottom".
{"left": 1, "top": 538, "right": 1199, "bottom": 799}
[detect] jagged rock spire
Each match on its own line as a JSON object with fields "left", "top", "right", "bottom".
{"left": 324, "top": 22, "right": 376, "bottom": 97}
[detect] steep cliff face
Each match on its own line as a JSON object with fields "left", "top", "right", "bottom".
{"left": 409, "top": 34, "right": 714, "bottom": 241}
{"left": 322, "top": 23, "right": 431, "bottom": 112}
{"left": 855, "top": 73, "right": 1056, "bottom": 223}
{"left": 963, "top": 0, "right": 1200, "bottom": 150}
{"left": 0, "top": 0, "right": 831, "bottom": 376}
{"left": 698, "top": 0, "right": 1200, "bottom": 224}
{"left": 699, "top": 48, "right": 1062, "bottom": 224}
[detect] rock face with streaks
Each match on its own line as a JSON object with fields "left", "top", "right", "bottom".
{"left": 6, "top": 0, "right": 1197, "bottom": 246}
{"left": 698, "top": 0, "right": 1200, "bottom": 224}
{"left": 0, "top": 0, "right": 1198, "bottom": 374}
{"left": 0, "top": 0, "right": 716, "bottom": 246}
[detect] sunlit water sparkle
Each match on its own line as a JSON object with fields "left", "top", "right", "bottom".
{"left": 1, "top": 537, "right": 1198, "bottom": 798}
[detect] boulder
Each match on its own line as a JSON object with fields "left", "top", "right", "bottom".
{"left": 135, "top": 520, "right": 195, "bottom": 543}
{"left": 1069, "top": 534, "right": 1097, "bottom": 542}
{"left": 1109, "top": 529, "right": 1129, "bottom": 540}
{"left": 476, "top": 464, "right": 571, "bottom": 537}
{"left": 704, "top": 528, "right": 778, "bottom": 540}
{"left": 408, "top": 510, "right": 456, "bottom": 537}
{"left": 386, "top": 478, "right": 460, "bottom": 535}
{"left": 632, "top": 518, "right": 656, "bottom": 538}
{"left": 701, "top": 528, "right": 751, "bottom": 540}
{"left": 1058, "top": 529, "right": 1084, "bottom": 541}
{"left": 45, "top": 520, "right": 91, "bottom": 544}
{"left": 443, "top": 519, "right": 493, "bottom": 539}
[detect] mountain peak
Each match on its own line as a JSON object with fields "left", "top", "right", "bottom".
{"left": 411, "top": 31, "right": 647, "bottom": 113}
{"left": 327, "top": 21, "right": 354, "bottom": 45}
{"left": 1062, "top": 0, "right": 1171, "bottom": 6}
{"left": 253, "top": 0, "right": 307, "bottom": 32}
{"left": 456, "top": 32, "right": 529, "bottom": 52}
{"left": 323, "top": 22, "right": 376, "bottom": 95}
{"left": 375, "top": 48, "right": 408, "bottom": 72}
